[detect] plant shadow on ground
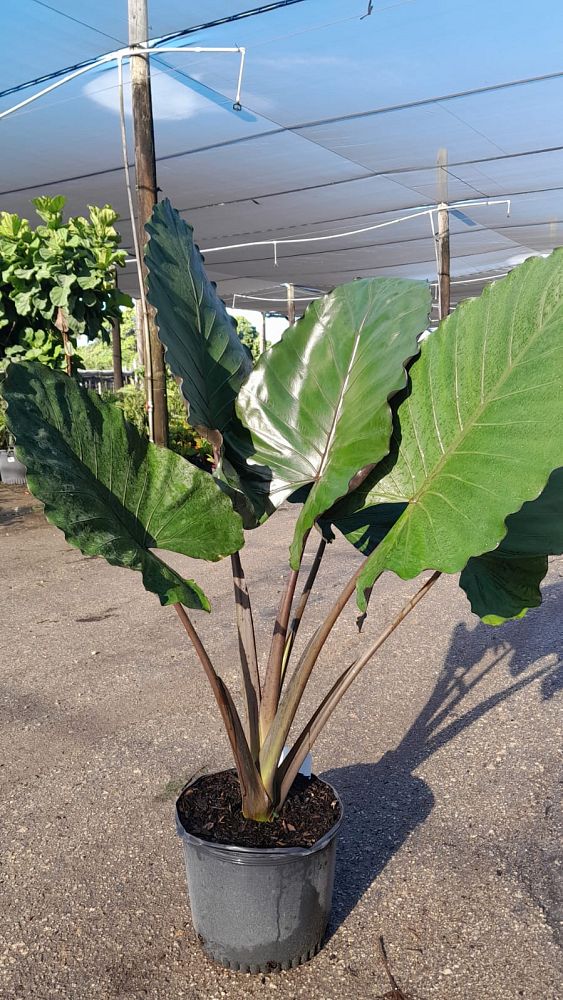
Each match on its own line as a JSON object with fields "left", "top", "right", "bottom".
{"left": 0, "top": 498, "right": 42, "bottom": 528}
{"left": 323, "top": 579, "right": 562, "bottom": 935}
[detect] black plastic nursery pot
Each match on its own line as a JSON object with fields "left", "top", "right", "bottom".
{"left": 175, "top": 778, "right": 343, "bottom": 973}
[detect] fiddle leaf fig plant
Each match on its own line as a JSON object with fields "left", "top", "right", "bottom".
{"left": 0, "top": 197, "right": 130, "bottom": 370}
{"left": 3, "top": 199, "right": 562, "bottom": 825}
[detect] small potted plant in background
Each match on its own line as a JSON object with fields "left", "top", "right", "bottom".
{"left": 2, "top": 200, "right": 561, "bottom": 973}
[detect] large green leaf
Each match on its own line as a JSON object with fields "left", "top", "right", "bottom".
{"left": 355, "top": 250, "right": 563, "bottom": 609}
{"left": 2, "top": 362, "right": 244, "bottom": 610}
{"left": 145, "top": 200, "right": 252, "bottom": 450}
{"left": 326, "top": 461, "right": 561, "bottom": 623}
{"left": 460, "top": 466, "right": 563, "bottom": 621}
{"left": 235, "top": 277, "right": 431, "bottom": 568}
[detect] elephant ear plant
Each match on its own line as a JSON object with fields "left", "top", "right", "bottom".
{"left": 3, "top": 200, "right": 563, "bottom": 826}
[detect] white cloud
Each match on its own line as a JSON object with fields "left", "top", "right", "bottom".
{"left": 84, "top": 65, "right": 223, "bottom": 122}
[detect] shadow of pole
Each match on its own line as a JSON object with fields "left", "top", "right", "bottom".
{"left": 322, "top": 580, "right": 562, "bottom": 934}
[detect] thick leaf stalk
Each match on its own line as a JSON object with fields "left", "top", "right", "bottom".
{"left": 230, "top": 552, "right": 261, "bottom": 761}
{"left": 174, "top": 605, "right": 272, "bottom": 820}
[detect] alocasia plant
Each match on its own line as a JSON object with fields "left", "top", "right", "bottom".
{"left": 2, "top": 199, "right": 562, "bottom": 821}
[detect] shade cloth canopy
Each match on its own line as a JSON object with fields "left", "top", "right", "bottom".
{"left": 2, "top": 0, "right": 562, "bottom": 317}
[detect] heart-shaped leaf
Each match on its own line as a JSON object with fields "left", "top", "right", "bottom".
{"left": 145, "top": 200, "right": 252, "bottom": 455}
{"left": 2, "top": 362, "right": 244, "bottom": 610}
{"left": 235, "top": 278, "right": 431, "bottom": 568}
{"left": 355, "top": 251, "right": 563, "bottom": 609}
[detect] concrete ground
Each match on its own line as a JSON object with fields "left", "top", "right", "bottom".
{"left": 0, "top": 483, "right": 561, "bottom": 1000}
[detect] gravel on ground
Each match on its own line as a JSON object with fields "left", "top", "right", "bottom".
{"left": 1, "top": 483, "right": 561, "bottom": 999}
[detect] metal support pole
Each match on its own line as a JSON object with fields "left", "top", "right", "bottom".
{"left": 260, "top": 312, "right": 267, "bottom": 355}
{"left": 128, "top": 0, "right": 168, "bottom": 445}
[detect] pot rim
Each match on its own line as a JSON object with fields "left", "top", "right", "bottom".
{"left": 175, "top": 773, "right": 344, "bottom": 861}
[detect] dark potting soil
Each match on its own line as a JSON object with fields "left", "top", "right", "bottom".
{"left": 177, "top": 770, "right": 341, "bottom": 849}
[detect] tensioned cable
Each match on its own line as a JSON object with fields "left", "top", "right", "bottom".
{"left": 293, "top": 68, "right": 563, "bottom": 130}
{"left": 232, "top": 269, "right": 510, "bottom": 306}
{"left": 0, "top": 45, "right": 246, "bottom": 122}
{"left": 3, "top": 40, "right": 511, "bottom": 284}
{"left": 279, "top": 243, "right": 529, "bottom": 279}
{"left": 223, "top": 244, "right": 534, "bottom": 290}
{"left": 0, "top": 0, "right": 310, "bottom": 100}
{"left": 435, "top": 273, "right": 510, "bottom": 286}
{"left": 234, "top": 292, "right": 318, "bottom": 303}
{"left": 199, "top": 199, "right": 510, "bottom": 255}
{"left": 3, "top": 131, "right": 561, "bottom": 199}
{"left": 182, "top": 206, "right": 559, "bottom": 252}
{"left": 29, "top": 0, "right": 124, "bottom": 45}
{"left": 120, "top": 216, "right": 555, "bottom": 269}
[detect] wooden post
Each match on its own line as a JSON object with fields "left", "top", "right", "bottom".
{"left": 260, "top": 312, "right": 267, "bottom": 354}
{"left": 437, "top": 206, "right": 450, "bottom": 320}
{"left": 286, "top": 283, "right": 295, "bottom": 326}
{"left": 436, "top": 148, "right": 450, "bottom": 321}
{"left": 111, "top": 316, "right": 124, "bottom": 390}
{"left": 128, "top": 0, "right": 168, "bottom": 445}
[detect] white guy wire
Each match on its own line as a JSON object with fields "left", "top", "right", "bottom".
{"left": 202, "top": 208, "right": 435, "bottom": 254}
{"left": 0, "top": 45, "right": 246, "bottom": 120}
{"left": 1, "top": 41, "right": 247, "bottom": 441}
{"left": 1, "top": 42, "right": 514, "bottom": 326}
{"left": 116, "top": 51, "right": 155, "bottom": 442}
{"left": 431, "top": 272, "right": 509, "bottom": 288}
{"left": 233, "top": 292, "right": 317, "bottom": 303}
{"left": 200, "top": 199, "right": 511, "bottom": 257}
{"left": 0, "top": 51, "right": 122, "bottom": 120}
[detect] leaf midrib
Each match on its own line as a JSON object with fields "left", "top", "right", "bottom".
{"left": 314, "top": 290, "right": 372, "bottom": 482}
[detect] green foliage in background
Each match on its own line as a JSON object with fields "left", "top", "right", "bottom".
{"left": 109, "top": 379, "right": 213, "bottom": 470}
{"left": 233, "top": 314, "right": 261, "bottom": 361}
{"left": 0, "top": 196, "right": 131, "bottom": 370}
{"left": 80, "top": 307, "right": 137, "bottom": 370}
